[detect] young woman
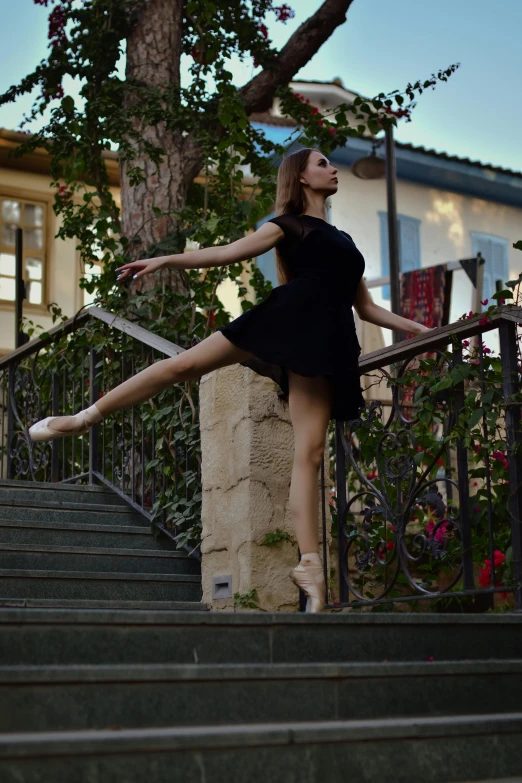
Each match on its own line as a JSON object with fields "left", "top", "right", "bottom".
{"left": 29, "top": 147, "right": 432, "bottom": 612}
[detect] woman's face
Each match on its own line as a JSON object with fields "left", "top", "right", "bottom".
{"left": 300, "top": 151, "right": 338, "bottom": 195}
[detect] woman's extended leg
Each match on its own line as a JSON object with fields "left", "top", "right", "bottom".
{"left": 30, "top": 332, "right": 255, "bottom": 437}
{"left": 287, "top": 370, "right": 333, "bottom": 612}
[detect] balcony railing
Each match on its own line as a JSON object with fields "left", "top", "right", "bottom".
{"left": 322, "top": 305, "right": 522, "bottom": 613}
{"left": 0, "top": 306, "right": 201, "bottom": 560}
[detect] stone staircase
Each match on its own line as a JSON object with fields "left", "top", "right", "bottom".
{"left": 1, "top": 481, "right": 522, "bottom": 782}
{"left": 0, "top": 479, "right": 203, "bottom": 610}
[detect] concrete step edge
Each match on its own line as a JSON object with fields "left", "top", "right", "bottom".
{"left": 0, "top": 498, "right": 145, "bottom": 513}
{"left": 0, "top": 544, "right": 190, "bottom": 560}
{"left": 0, "top": 520, "right": 152, "bottom": 534}
{"left": 0, "top": 607, "right": 521, "bottom": 627}
{"left": 1, "top": 712, "right": 522, "bottom": 758}
{"left": 0, "top": 569, "right": 200, "bottom": 583}
{"left": 0, "top": 599, "right": 208, "bottom": 611}
{"left": 0, "top": 479, "right": 121, "bottom": 495}
{"left": 2, "top": 659, "right": 522, "bottom": 684}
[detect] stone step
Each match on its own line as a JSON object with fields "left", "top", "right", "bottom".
{"left": 1, "top": 713, "right": 521, "bottom": 782}
{"left": 0, "top": 571, "right": 201, "bottom": 603}
{"left": 0, "top": 479, "right": 130, "bottom": 508}
{"left": 1, "top": 609, "right": 521, "bottom": 666}
{"left": 0, "top": 599, "right": 208, "bottom": 610}
{"left": 0, "top": 545, "right": 200, "bottom": 576}
{"left": 0, "top": 502, "right": 146, "bottom": 527}
{"left": 0, "top": 519, "right": 173, "bottom": 550}
{"left": 0, "top": 659, "right": 521, "bottom": 733}
{"left": 449, "top": 779, "right": 522, "bottom": 783}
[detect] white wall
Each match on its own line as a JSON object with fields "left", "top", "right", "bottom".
{"left": 329, "top": 168, "right": 522, "bottom": 353}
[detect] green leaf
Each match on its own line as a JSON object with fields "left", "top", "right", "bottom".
{"left": 61, "top": 95, "right": 75, "bottom": 114}
{"left": 467, "top": 407, "right": 483, "bottom": 430}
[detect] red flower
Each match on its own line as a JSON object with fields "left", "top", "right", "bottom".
{"left": 258, "top": 23, "right": 269, "bottom": 39}
{"left": 273, "top": 3, "right": 295, "bottom": 23}
{"left": 328, "top": 127, "right": 337, "bottom": 135}
{"left": 493, "top": 549, "right": 506, "bottom": 567}
{"left": 317, "top": 119, "right": 324, "bottom": 126}
{"left": 386, "top": 541, "right": 394, "bottom": 551}
{"left": 480, "top": 299, "right": 488, "bottom": 306}
{"left": 478, "top": 566, "right": 491, "bottom": 587}
{"left": 208, "top": 309, "right": 215, "bottom": 329}
{"left": 478, "top": 316, "right": 490, "bottom": 326}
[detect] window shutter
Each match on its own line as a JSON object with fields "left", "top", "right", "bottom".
{"left": 379, "top": 212, "right": 421, "bottom": 301}
{"left": 255, "top": 210, "right": 278, "bottom": 287}
{"left": 471, "top": 233, "right": 509, "bottom": 310}
{"left": 400, "top": 216, "right": 421, "bottom": 273}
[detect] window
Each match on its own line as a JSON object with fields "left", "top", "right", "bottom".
{"left": 378, "top": 212, "right": 421, "bottom": 300}
{"left": 0, "top": 197, "right": 46, "bottom": 305}
{"left": 255, "top": 210, "right": 278, "bottom": 287}
{"left": 471, "top": 232, "right": 509, "bottom": 310}
{"left": 82, "top": 261, "right": 104, "bottom": 307}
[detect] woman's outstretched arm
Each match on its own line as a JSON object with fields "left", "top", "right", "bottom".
{"left": 115, "top": 221, "right": 284, "bottom": 281}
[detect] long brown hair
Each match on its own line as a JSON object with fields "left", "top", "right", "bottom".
{"left": 273, "top": 147, "right": 322, "bottom": 286}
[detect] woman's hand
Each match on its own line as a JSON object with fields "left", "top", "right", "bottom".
{"left": 115, "top": 256, "right": 170, "bottom": 283}
{"left": 411, "top": 323, "right": 437, "bottom": 335}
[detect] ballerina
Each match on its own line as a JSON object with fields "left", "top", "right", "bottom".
{"left": 29, "top": 147, "right": 431, "bottom": 611}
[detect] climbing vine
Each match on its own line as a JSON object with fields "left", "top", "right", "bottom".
{"left": 3, "top": 0, "right": 461, "bottom": 551}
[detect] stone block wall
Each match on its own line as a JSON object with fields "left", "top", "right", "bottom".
{"left": 199, "top": 364, "right": 331, "bottom": 612}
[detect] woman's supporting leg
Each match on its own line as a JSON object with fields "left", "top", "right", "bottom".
{"left": 43, "top": 332, "right": 255, "bottom": 434}
{"left": 287, "top": 370, "right": 333, "bottom": 555}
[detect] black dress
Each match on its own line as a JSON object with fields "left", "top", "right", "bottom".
{"left": 216, "top": 213, "right": 366, "bottom": 421}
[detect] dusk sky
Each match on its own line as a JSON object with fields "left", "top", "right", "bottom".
{"left": 0, "top": 0, "right": 520, "bottom": 173}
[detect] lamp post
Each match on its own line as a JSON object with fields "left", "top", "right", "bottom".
{"left": 352, "top": 125, "right": 401, "bottom": 344}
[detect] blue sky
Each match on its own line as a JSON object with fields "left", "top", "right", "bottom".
{"left": 0, "top": 0, "right": 520, "bottom": 173}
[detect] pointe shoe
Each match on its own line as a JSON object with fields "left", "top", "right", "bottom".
{"left": 28, "top": 404, "right": 103, "bottom": 442}
{"left": 289, "top": 560, "right": 326, "bottom": 613}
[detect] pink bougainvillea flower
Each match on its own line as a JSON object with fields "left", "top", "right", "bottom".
{"left": 274, "top": 3, "right": 295, "bottom": 23}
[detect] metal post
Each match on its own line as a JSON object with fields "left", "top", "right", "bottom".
{"left": 51, "top": 373, "right": 60, "bottom": 482}
{"left": 453, "top": 349, "right": 475, "bottom": 590}
{"left": 335, "top": 419, "right": 349, "bottom": 604}
{"left": 14, "top": 228, "right": 25, "bottom": 349}
{"left": 385, "top": 125, "right": 401, "bottom": 344}
{"left": 6, "top": 364, "right": 15, "bottom": 479}
{"left": 499, "top": 320, "right": 522, "bottom": 611}
{"left": 89, "top": 345, "right": 99, "bottom": 485}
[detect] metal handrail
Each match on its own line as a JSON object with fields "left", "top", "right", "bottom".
{"left": 0, "top": 305, "right": 199, "bottom": 560}
{"left": 0, "top": 306, "right": 186, "bottom": 370}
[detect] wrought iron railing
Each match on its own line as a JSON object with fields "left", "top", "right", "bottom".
{"left": 0, "top": 306, "right": 201, "bottom": 560}
{"left": 322, "top": 305, "right": 522, "bottom": 612}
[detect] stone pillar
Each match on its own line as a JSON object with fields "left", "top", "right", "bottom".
{"left": 199, "top": 364, "right": 331, "bottom": 612}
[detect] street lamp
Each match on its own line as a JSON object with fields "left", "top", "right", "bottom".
{"left": 352, "top": 126, "right": 401, "bottom": 344}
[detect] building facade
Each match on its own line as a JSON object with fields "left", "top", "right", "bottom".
{"left": 0, "top": 78, "right": 521, "bottom": 357}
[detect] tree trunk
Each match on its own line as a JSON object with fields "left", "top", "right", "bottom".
{"left": 120, "top": 0, "right": 202, "bottom": 298}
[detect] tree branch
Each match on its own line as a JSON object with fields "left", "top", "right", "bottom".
{"left": 238, "top": 0, "right": 355, "bottom": 114}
